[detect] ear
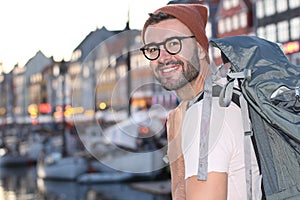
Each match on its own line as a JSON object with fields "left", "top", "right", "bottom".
{"left": 197, "top": 43, "right": 207, "bottom": 60}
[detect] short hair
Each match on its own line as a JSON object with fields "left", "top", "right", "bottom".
{"left": 143, "top": 11, "right": 175, "bottom": 29}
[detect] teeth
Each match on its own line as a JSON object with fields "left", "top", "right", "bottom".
{"left": 163, "top": 67, "right": 176, "bottom": 73}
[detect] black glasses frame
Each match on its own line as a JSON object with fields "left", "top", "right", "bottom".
{"left": 140, "top": 35, "right": 195, "bottom": 61}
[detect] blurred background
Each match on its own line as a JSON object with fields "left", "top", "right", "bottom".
{"left": 0, "top": 0, "right": 299, "bottom": 199}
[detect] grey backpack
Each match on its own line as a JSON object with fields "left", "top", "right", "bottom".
{"left": 209, "top": 36, "right": 300, "bottom": 199}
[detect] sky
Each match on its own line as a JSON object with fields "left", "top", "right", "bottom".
{"left": 0, "top": 0, "right": 170, "bottom": 73}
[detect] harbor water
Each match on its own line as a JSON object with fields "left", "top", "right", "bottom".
{"left": 0, "top": 166, "right": 172, "bottom": 200}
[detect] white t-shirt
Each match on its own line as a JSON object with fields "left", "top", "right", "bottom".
{"left": 182, "top": 97, "right": 262, "bottom": 200}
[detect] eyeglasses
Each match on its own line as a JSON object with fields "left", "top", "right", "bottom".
{"left": 140, "top": 36, "right": 195, "bottom": 61}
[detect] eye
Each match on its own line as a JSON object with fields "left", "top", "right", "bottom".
{"left": 147, "top": 46, "right": 159, "bottom": 54}
{"left": 166, "top": 38, "right": 180, "bottom": 47}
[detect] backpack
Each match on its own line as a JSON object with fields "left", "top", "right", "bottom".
{"left": 207, "top": 36, "right": 300, "bottom": 199}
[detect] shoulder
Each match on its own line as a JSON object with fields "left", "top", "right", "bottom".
{"left": 182, "top": 98, "right": 244, "bottom": 178}
{"left": 167, "top": 101, "right": 189, "bottom": 123}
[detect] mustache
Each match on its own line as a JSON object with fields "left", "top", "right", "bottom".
{"left": 157, "top": 59, "right": 184, "bottom": 69}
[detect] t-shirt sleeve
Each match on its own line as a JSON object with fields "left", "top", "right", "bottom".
{"left": 182, "top": 101, "right": 234, "bottom": 179}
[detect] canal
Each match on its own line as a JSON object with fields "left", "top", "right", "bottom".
{"left": 0, "top": 166, "right": 172, "bottom": 200}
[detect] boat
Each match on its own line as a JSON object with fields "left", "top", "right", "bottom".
{"left": 86, "top": 107, "right": 169, "bottom": 175}
{"left": 0, "top": 134, "right": 39, "bottom": 167}
{"left": 37, "top": 126, "right": 89, "bottom": 181}
{"left": 0, "top": 151, "right": 34, "bottom": 167}
{"left": 37, "top": 152, "right": 88, "bottom": 181}
{"left": 77, "top": 171, "right": 134, "bottom": 183}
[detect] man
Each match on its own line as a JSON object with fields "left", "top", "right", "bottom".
{"left": 140, "top": 3, "right": 262, "bottom": 199}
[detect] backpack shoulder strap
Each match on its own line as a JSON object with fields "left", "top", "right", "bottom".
{"left": 240, "top": 94, "right": 253, "bottom": 200}
{"left": 188, "top": 83, "right": 253, "bottom": 199}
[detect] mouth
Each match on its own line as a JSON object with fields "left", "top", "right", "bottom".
{"left": 161, "top": 65, "right": 179, "bottom": 73}
{"left": 159, "top": 62, "right": 182, "bottom": 76}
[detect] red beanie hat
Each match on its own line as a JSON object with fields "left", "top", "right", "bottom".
{"left": 142, "top": 3, "right": 209, "bottom": 54}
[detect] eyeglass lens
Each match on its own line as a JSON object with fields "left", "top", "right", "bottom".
{"left": 141, "top": 36, "right": 194, "bottom": 61}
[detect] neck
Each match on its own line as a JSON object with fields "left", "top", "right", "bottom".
{"left": 176, "top": 73, "right": 205, "bottom": 101}
{"left": 176, "top": 56, "right": 212, "bottom": 101}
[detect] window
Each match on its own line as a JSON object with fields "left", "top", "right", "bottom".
{"left": 265, "top": 0, "right": 275, "bottom": 16}
{"left": 206, "top": 22, "right": 212, "bottom": 39}
{"left": 232, "top": 15, "right": 239, "bottom": 30}
{"left": 239, "top": 12, "right": 247, "bottom": 28}
{"left": 117, "top": 64, "right": 127, "bottom": 78}
{"left": 277, "top": 0, "right": 288, "bottom": 13}
{"left": 109, "top": 70, "right": 116, "bottom": 82}
{"left": 71, "top": 49, "right": 81, "bottom": 61}
{"left": 218, "top": 19, "right": 225, "bottom": 34}
{"left": 100, "top": 57, "right": 109, "bottom": 69}
{"left": 223, "top": 0, "right": 239, "bottom": 10}
{"left": 289, "top": 0, "right": 300, "bottom": 9}
{"left": 257, "top": 27, "right": 265, "bottom": 39}
{"left": 277, "top": 21, "right": 289, "bottom": 42}
{"left": 225, "top": 17, "right": 232, "bottom": 32}
{"left": 94, "top": 60, "right": 100, "bottom": 71}
{"left": 265, "top": 24, "right": 277, "bottom": 42}
{"left": 232, "top": 0, "right": 239, "bottom": 7}
{"left": 109, "top": 55, "right": 116, "bottom": 68}
{"left": 224, "top": 0, "right": 231, "bottom": 10}
{"left": 290, "top": 17, "right": 300, "bottom": 40}
{"left": 256, "top": 1, "right": 264, "bottom": 19}
{"left": 83, "top": 66, "right": 90, "bottom": 78}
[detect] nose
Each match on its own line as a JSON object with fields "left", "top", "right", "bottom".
{"left": 157, "top": 48, "right": 172, "bottom": 63}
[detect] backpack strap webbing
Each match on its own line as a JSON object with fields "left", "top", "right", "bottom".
{"left": 188, "top": 84, "right": 253, "bottom": 199}
{"left": 187, "top": 84, "right": 241, "bottom": 181}
{"left": 240, "top": 94, "right": 253, "bottom": 200}
{"left": 187, "top": 85, "right": 240, "bottom": 111}
{"left": 197, "top": 76, "right": 213, "bottom": 181}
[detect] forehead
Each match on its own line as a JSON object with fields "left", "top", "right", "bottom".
{"left": 144, "top": 18, "right": 193, "bottom": 44}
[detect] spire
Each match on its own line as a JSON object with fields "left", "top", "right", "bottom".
{"left": 125, "top": 0, "right": 130, "bottom": 30}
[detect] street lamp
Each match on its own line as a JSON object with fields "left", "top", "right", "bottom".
{"left": 59, "top": 59, "right": 68, "bottom": 157}
{"left": 0, "top": 72, "right": 5, "bottom": 144}
{"left": 125, "top": 8, "right": 132, "bottom": 117}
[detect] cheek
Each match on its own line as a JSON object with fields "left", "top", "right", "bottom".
{"left": 149, "top": 62, "right": 158, "bottom": 73}
{"left": 178, "top": 45, "right": 194, "bottom": 62}
{"left": 149, "top": 61, "right": 156, "bottom": 69}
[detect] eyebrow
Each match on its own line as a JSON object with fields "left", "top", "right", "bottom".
{"left": 144, "top": 35, "right": 195, "bottom": 46}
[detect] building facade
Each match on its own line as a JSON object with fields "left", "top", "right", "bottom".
{"left": 216, "top": 0, "right": 254, "bottom": 38}
{"left": 70, "top": 26, "right": 178, "bottom": 123}
{"left": 2, "top": 0, "right": 299, "bottom": 129}
{"left": 255, "top": 0, "right": 300, "bottom": 65}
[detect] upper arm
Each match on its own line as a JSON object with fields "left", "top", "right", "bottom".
{"left": 185, "top": 172, "right": 228, "bottom": 200}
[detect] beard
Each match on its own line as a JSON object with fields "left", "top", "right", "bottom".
{"left": 153, "top": 53, "right": 200, "bottom": 91}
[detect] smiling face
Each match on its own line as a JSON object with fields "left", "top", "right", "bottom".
{"left": 144, "top": 19, "right": 201, "bottom": 91}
